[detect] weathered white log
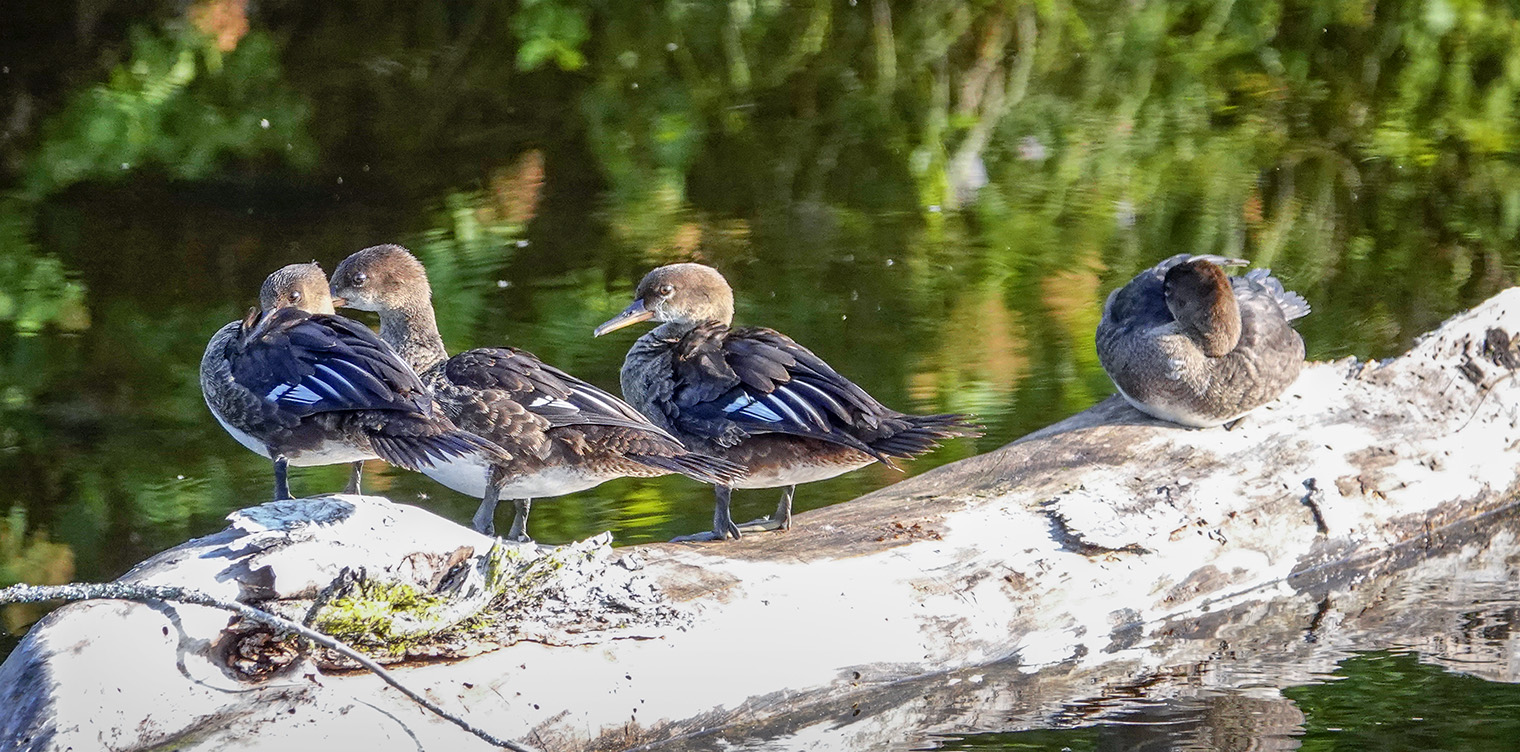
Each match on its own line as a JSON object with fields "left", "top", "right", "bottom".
{"left": 4, "top": 288, "right": 1520, "bottom": 751}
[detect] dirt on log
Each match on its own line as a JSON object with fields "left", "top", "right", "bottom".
{"left": 4, "top": 288, "right": 1520, "bottom": 751}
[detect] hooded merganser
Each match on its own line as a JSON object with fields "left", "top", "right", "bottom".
{"left": 595, "top": 263, "right": 982, "bottom": 541}
{"left": 200, "top": 263, "right": 509, "bottom": 500}
{"left": 1095, "top": 254, "right": 1311, "bottom": 427}
{"left": 329, "top": 245, "right": 745, "bottom": 543}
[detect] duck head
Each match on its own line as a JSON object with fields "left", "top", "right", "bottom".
{"left": 594, "top": 263, "right": 735, "bottom": 336}
{"left": 1163, "top": 258, "right": 1241, "bottom": 357}
{"left": 260, "top": 263, "right": 337, "bottom": 314}
{"left": 329, "top": 244, "right": 432, "bottom": 314}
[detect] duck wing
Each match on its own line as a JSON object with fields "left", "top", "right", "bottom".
{"left": 228, "top": 308, "right": 432, "bottom": 418}
{"left": 667, "top": 324, "right": 895, "bottom": 461}
{"left": 444, "top": 348, "right": 673, "bottom": 436}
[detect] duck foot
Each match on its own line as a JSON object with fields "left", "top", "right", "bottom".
{"left": 674, "top": 486, "right": 744, "bottom": 542}
{"left": 736, "top": 485, "right": 794, "bottom": 533}
{"left": 672, "top": 517, "right": 742, "bottom": 542}
{"left": 735, "top": 516, "right": 788, "bottom": 533}
{"left": 503, "top": 498, "right": 534, "bottom": 544}
{"left": 670, "top": 530, "right": 727, "bottom": 543}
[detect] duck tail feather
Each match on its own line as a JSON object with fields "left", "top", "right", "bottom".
{"left": 1242, "top": 268, "right": 1311, "bottom": 321}
{"left": 628, "top": 452, "right": 747, "bottom": 485}
{"left": 869, "top": 413, "right": 983, "bottom": 460}
{"left": 370, "top": 431, "right": 510, "bottom": 472}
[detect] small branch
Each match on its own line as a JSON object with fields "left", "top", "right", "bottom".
{"left": 1300, "top": 478, "right": 1330, "bottom": 535}
{"left": 0, "top": 582, "right": 540, "bottom": 752}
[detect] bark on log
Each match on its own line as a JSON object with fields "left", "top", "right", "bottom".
{"left": 5, "top": 289, "right": 1520, "bottom": 751}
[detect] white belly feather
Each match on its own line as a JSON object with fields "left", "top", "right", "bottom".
{"left": 212, "top": 409, "right": 271, "bottom": 458}
{"left": 733, "top": 460, "right": 871, "bottom": 490}
{"left": 1111, "top": 381, "right": 1234, "bottom": 428}
{"left": 209, "top": 406, "right": 377, "bottom": 465}
{"left": 421, "top": 457, "right": 611, "bottom": 500}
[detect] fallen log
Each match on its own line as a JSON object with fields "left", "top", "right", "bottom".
{"left": 4, "top": 288, "right": 1520, "bottom": 751}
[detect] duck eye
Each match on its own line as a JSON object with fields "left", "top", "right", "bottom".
{"left": 657, "top": 284, "right": 674, "bottom": 298}
{"left": 352, "top": 272, "right": 369, "bottom": 287}
{"left": 289, "top": 290, "right": 302, "bottom": 302}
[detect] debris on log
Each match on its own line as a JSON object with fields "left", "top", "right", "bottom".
{"left": 3, "top": 288, "right": 1520, "bottom": 751}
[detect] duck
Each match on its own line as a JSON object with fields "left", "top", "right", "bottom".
{"left": 1095, "top": 253, "right": 1310, "bottom": 427}
{"left": 594, "top": 262, "right": 982, "bottom": 541}
{"left": 200, "top": 263, "right": 509, "bottom": 500}
{"left": 328, "top": 244, "right": 746, "bottom": 542}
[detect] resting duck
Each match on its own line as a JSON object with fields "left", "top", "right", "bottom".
{"left": 200, "top": 263, "right": 508, "bottom": 500}
{"left": 329, "top": 245, "right": 745, "bottom": 542}
{"left": 594, "top": 263, "right": 982, "bottom": 541}
{"left": 1095, "top": 254, "right": 1310, "bottom": 427}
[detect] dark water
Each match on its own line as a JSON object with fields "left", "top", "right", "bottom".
{"left": 2, "top": 0, "right": 1519, "bottom": 747}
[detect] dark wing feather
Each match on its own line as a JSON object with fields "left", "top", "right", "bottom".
{"left": 444, "top": 348, "right": 673, "bottom": 436}
{"left": 669, "top": 325, "right": 890, "bottom": 460}
{"left": 229, "top": 308, "right": 430, "bottom": 417}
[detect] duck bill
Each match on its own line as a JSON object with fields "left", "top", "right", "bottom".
{"left": 594, "top": 300, "right": 654, "bottom": 337}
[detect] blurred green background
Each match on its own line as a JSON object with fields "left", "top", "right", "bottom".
{"left": 2, "top": 0, "right": 1518, "bottom": 745}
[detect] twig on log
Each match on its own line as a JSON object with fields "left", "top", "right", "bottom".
{"left": 0, "top": 582, "right": 540, "bottom": 752}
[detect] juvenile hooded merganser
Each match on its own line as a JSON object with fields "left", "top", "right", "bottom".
{"left": 329, "top": 245, "right": 746, "bottom": 542}
{"left": 595, "top": 263, "right": 982, "bottom": 541}
{"left": 1095, "top": 254, "right": 1311, "bottom": 427}
{"left": 200, "top": 263, "right": 509, "bottom": 500}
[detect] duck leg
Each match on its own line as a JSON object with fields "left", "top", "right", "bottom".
{"left": 472, "top": 473, "right": 501, "bottom": 537}
{"left": 672, "top": 485, "right": 742, "bottom": 542}
{"left": 272, "top": 455, "right": 292, "bottom": 500}
{"left": 738, "top": 485, "right": 795, "bottom": 533}
{"left": 505, "top": 498, "right": 534, "bottom": 544}
{"left": 343, "top": 461, "right": 363, "bottom": 494}
{"left": 714, "top": 485, "right": 742, "bottom": 540}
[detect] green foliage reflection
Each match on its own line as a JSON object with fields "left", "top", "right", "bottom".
{"left": 571, "top": 0, "right": 1520, "bottom": 361}
{"left": 22, "top": 25, "right": 312, "bottom": 199}
{"left": 1286, "top": 651, "right": 1520, "bottom": 751}
{"left": 1, "top": 12, "right": 313, "bottom": 343}
{"left": 0, "top": 507, "right": 75, "bottom": 634}
{"left": 0, "top": 201, "right": 88, "bottom": 337}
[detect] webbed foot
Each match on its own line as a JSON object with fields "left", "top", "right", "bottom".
{"left": 736, "top": 516, "right": 787, "bottom": 533}
{"left": 504, "top": 499, "right": 534, "bottom": 544}
{"left": 736, "top": 485, "right": 794, "bottom": 533}
{"left": 675, "top": 486, "right": 743, "bottom": 541}
{"left": 671, "top": 529, "right": 727, "bottom": 543}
